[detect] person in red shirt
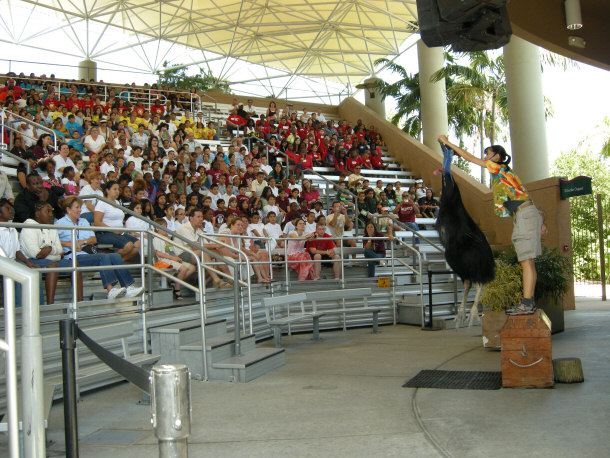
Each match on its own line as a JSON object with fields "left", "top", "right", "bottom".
{"left": 226, "top": 108, "right": 246, "bottom": 136}
{"left": 307, "top": 222, "right": 341, "bottom": 279}
{"left": 0, "top": 79, "right": 24, "bottom": 99}
{"left": 360, "top": 151, "right": 373, "bottom": 170}
{"left": 370, "top": 145, "right": 387, "bottom": 170}
{"left": 345, "top": 148, "right": 361, "bottom": 172}
{"left": 206, "top": 160, "right": 225, "bottom": 184}
{"left": 151, "top": 100, "right": 165, "bottom": 116}
{"left": 296, "top": 121, "right": 308, "bottom": 140}
{"left": 393, "top": 193, "right": 420, "bottom": 236}
{"left": 133, "top": 103, "right": 146, "bottom": 117}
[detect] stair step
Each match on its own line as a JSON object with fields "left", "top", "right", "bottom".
{"left": 211, "top": 348, "right": 286, "bottom": 382}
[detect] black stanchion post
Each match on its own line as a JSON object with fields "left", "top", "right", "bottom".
{"left": 60, "top": 319, "right": 79, "bottom": 458}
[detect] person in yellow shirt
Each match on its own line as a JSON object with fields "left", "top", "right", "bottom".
{"left": 179, "top": 109, "right": 194, "bottom": 125}
{"left": 202, "top": 121, "right": 218, "bottom": 140}
{"left": 193, "top": 121, "right": 205, "bottom": 139}
{"left": 183, "top": 119, "right": 194, "bottom": 135}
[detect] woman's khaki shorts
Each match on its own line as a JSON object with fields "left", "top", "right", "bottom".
{"left": 511, "top": 204, "right": 543, "bottom": 262}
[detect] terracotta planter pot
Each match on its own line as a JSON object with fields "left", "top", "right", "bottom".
{"left": 481, "top": 310, "right": 508, "bottom": 349}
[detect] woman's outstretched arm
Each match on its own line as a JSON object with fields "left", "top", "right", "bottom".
{"left": 438, "top": 135, "right": 487, "bottom": 168}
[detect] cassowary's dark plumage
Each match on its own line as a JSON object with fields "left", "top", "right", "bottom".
{"left": 435, "top": 145, "right": 495, "bottom": 326}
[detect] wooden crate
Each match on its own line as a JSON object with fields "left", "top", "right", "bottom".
{"left": 500, "top": 310, "right": 553, "bottom": 388}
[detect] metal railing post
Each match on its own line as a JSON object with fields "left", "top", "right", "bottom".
{"left": 1, "top": 275, "right": 19, "bottom": 458}
{"left": 59, "top": 319, "right": 79, "bottom": 458}
{"left": 151, "top": 364, "right": 191, "bottom": 458}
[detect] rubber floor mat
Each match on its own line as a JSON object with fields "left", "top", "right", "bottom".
{"left": 403, "top": 370, "right": 502, "bottom": 390}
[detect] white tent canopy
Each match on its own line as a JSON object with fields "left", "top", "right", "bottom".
{"left": 0, "top": 0, "right": 418, "bottom": 101}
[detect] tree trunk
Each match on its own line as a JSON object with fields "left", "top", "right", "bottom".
{"left": 490, "top": 94, "right": 496, "bottom": 145}
{"left": 479, "top": 116, "right": 486, "bottom": 185}
{"left": 553, "top": 358, "right": 584, "bottom": 383}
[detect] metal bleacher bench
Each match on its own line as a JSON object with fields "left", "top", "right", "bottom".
{"left": 262, "top": 293, "right": 324, "bottom": 348}
{"left": 306, "top": 288, "right": 380, "bottom": 333}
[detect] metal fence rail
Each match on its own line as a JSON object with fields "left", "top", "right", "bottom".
{"left": 570, "top": 193, "right": 609, "bottom": 294}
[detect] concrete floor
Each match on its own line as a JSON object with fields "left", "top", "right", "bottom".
{"left": 6, "top": 296, "right": 610, "bottom": 457}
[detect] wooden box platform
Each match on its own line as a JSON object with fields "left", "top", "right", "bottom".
{"left": 500, "top": 310, "right": 553, "bottom": 388}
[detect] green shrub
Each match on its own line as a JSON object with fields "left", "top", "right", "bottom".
{"left": 481, "top": 260, "right": 523, "bottom": 311}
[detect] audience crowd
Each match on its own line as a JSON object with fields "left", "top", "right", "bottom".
{"left": 0, "top": 72, "right": 439, "bottom": 304}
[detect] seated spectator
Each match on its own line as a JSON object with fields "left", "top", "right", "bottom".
{"left": 84, "top": 126, "right": 106, "bottom": 156}
{"left": 19, "top": 201, "right": 82, "bottom": 304}
{"left": 0, "top": 167, "right": 15, "bottom": 204}
{"left": 32, "top": 133, "right": 54, "bottom": 160}
{"left": 93, "top": 180, "right": 140, "bottom": 261}
{"left": 226, "top": 108, "right": 246, "bottom": 136}
{"left": 307, "top": 222, "right": 341, "bottom": 280}
{"left": 0, "top": 198, "right": 42, "bottom": 306}
{"left": 362, "top": 222, "right": 386, "bottom": 278}
{"left": 56, "top": 196, "right": 144, "bottom": 299}
{"left": 264, "top": 211, "right": 284, "bottom": 252}
{"left": 152, "top": 219, "right": 196, "bottom": 301}
{"left": 286, "top": 219, "right": 317, "bottom": 281}
{"left": 418, "top": 189, "right": 439, "bottom": 218}
{"left": 175, "top": 208, "right": 232, "bottom": 288}
{"left": 125, "top": 200, "right": 152, "bottom": 250}
{"left": 14, "top": 172, "right": 62, "bottom": 223}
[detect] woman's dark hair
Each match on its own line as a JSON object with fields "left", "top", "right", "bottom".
{"left": 485, "top": 145, "right": 511, "bottom": 169}
{"left": 104, "top": 180, "right": 119, "bottom": 196}
{"left": 128, "top": 200, "right": 141, "bottom": 211}
{"left": 36, "top": 133, "right": 51, "bottom": 147}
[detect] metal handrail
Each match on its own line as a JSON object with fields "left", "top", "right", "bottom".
{"left": 0, "top": 147, "right": 30, "bottom": 174}
{"left": 395, "top": 238, "right": 425, "bottom": 324}
{"left": 0, "top": 107, "right": 59, "bottom": 152}
{"left": 0, "top": 255, "right": 45, "bottom": 458}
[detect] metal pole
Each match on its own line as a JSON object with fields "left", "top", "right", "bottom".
{"left": 596, "top": 194, "right": 607, "bottom": 301}
{"left": 18, "top": 263, "right": 46, "bottom": 458}
{"left": 151, "top": 364, "right": 191, "bottom": 458}
{"left": 2, "top": 277, "right": 19, "bottom": 458}
{"left": 60, "top": 319, "right": 79, "bottom": 458}
{"left": 233, "top": 272, "right": 242, "bottom": 356}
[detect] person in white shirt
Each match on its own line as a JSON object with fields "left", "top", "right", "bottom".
{"left": 264, "top": 211, "right": 284, "bottom": 252}
{"left": 100, "top": 152, "right": 116, "bottom": 178}
{"left": 250, "top": 172, "right": 268, "bottom": 198}
{"left": 19, "top": 201, "right": 81, "bottom": 304}
{"left": 315, "top": 108, "right": 326, "bottom": 123}
{"left": 259, "top": 156, "right": 273, "bottom": 176}
{"left": 79, "top": 171, "right": 104, "bottom": 223}
{"left": 304, "top": 211, "right": 317, "bottom": 235}
{"left": 93, "top": 180, "right": 140, "bottom": 261}
{"left": 162, "top": 204, "right": 178, "bottom": 232}
{"left": 84, "top": 127, "right": 106, "bottom": 156}
{"left": 262, "top": 195, "right": 284, "bottom": 225}
{"left": 52, "top": 143, "right": 76, "bottom": 178}
{"left": 0, "top": 199, "right": 39, "bottom": 306}
{"left": 131, "top": 124, "right": 149, "bottom": 149}
{"left": 207, "top": 184, "right": 221, "bottom": 210}
{"left": 312, "top": 201, "right": 327, "bottom": 219}
{"left": 127, "top": 146, "right": 144, "bottom": 171}
{"left": 124, "top": 200, "right": 152, "bottom": 251}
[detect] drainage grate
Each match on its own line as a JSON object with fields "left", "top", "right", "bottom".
{"left": 81, "top": 429, "right": 150, "bottom": 446}
{"left": 403, "top": 370, "right": 502, "bottom": 390}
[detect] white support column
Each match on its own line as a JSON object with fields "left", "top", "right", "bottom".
{"left": 78, "top": 59, "right": 97, "bottom": 81}
{"left": 503, "top": 36, "right": 549, "bottom": 183}
{"left": 417, "top": 40, "right": 448, "bottom": 155}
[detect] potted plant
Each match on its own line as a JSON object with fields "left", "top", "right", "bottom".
{"left": 534, "top": 247, "right": 571, "bottom": 334}
{"left": 480, "top": 259, "right": 522, "bottom": 349}
{"left": 481, "top": 247, "right": 571, "bottom": 337}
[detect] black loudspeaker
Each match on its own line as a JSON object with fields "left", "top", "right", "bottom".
{"left": 416, "top": 0, "right": 512, "bottom": 51}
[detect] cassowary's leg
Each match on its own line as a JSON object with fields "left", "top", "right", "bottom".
{"left": 468, "top": 283, "right": 483, "bottom": 327}
{"left": 454, "top": 279, "right": 472, "bottom": 329}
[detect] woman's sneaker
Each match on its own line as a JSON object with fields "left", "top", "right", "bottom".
{"left": 107, "top": 285, "right": 126, "bottom": 300}
{"left": 506, "top": 301, "right": 536, "bottom": 316}
{"left": 125, "top": 284, "right": 145, "bottom": 298}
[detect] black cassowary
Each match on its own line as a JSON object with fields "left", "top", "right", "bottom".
{"left": 435, "top": 144, "right": 495, "bottom": 327}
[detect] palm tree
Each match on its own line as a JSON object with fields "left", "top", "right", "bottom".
{"left": 375, "top": 55, "right": 479, "bottom": 149}
{"left": 374, "top": 58, "right": 422, "bottom": 140}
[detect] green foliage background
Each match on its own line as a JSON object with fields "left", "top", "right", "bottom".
{"left": 552, "top": 118, "right": 610, "bottom": 281}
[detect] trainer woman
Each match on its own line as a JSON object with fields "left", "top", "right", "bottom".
{"left": 437, "top": 135, "right": 547, "bottom": 315}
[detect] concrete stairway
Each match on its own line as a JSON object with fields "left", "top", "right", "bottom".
{"left": 149, "top": 318, "right": 285, "bottom": 382}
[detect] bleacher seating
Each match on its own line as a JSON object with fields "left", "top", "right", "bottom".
{"left": 0, "top": 71, "right": 472, "bottom": 429}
